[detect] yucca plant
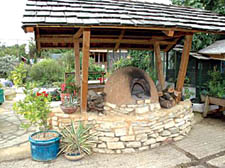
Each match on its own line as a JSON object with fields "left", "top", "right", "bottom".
{"left": 59, "top": 121, "right": 96, "bottom": 156}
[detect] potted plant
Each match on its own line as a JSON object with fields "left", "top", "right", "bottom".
{"left": 59, "top": 121, "right": 96, "bottom": 161}
{"left": 61, "top": 76, "right": 80, "bottom": 103}
{"left": 60, "top": 95, "right": 79, "bottom": 114}
{"left": 13, "top": 82, "right": 61, "bottom": 161}
{"left": 0, "top": 83, "right": 4, "bottom": 105}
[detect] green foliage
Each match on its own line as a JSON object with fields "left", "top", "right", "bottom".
{"left": 9, "top": 62, "right": 28, "bottom": 87}
{"left": 29, "top": 59, "right": 64, "bottom": 86}
{"left": 0, "top": 43, "right": 27, "bottom": 58}
{"left": 206, "top": 69, "right": 225, "bottom": 98}
{"left": 112, "top": 50, "right": 157, "bottom": 82}
{"left": 63, "top": 95, "right": 79, "bottom": 108}
{"left": 172, "top": 0, "right": 225, "bottom": 51}
{"left": 59, "top": 121, "right": 96, "bottom": 155}
{"left": 183, "top": 88, "right": 194, "bottom": 100}
{"left": 60, "top": 50, "right": 75, "bottom": 72}
{"left": 88, "top": 58, "right": 105, "bottom": 80}
{"left": 13, "top": 82, "right": 51, "bottom": 131}
{"left": 0, "top": 55, "right": 18, "bottom": 78}
{"left": 0, "top": 83, "right": 3, "bottom": 88}
{"left": 61, "top": 75, "right": 80, "bottom": 95}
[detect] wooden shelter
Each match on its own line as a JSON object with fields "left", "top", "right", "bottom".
{"left": 199, "top": 40, "right": 225, "bottom": 60}
{"left": 22, "top": 0, "right": 225, "bottom": 113}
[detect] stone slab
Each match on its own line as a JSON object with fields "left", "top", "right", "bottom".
{"left": 175, "top": 118, "right": 225, "bottom": 159}
{"left": 0, "top": 146, "right": 190, "bottom": 168}
{"left": 207, "top": 155, "right": 225, "bottom": 168}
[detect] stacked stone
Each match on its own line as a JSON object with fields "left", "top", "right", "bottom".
{"left": 50, "top": 100, "right": 194, "bottom": 154}
{"left": 87, "top": 90, "right": 104, "bottom": 114}
{"left": 104, "top": 100, "right": 161, "bottom": 116}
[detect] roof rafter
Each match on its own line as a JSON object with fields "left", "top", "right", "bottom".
{"left": 114, "top": 30, "right": 125, "bottom": 51}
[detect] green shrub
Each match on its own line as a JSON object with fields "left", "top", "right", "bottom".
{"left": 9, "top": 62, "right": 28, "bottom": 87}
{"left": 29, "top": 59, "right": 64, "bottom": 86}
{"left": 88, "top": 59, "right": 105, "bottom": 80}
{"left": 202, "top": 68, "right": 225, "bottom": 99}
{"left": 0, "top": 55, "right": 18, "bottom": 78}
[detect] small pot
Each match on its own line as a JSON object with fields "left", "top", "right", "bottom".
{"left": 60, "top": 104, "right": 78, "bottom": 114}
{"left": 64, "top": 152, "right": 85, "bottom": 161}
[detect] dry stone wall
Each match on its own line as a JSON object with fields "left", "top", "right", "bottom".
{"left": 50, "top": 100, "right": 194, "bottom": 154}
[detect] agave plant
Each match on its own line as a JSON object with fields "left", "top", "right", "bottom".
{"left": 59, "top": 121, "right": 96, "bottom": 156}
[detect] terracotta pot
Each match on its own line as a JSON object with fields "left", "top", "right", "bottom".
{"left": 60, "top": 104, "right": 78, "bottom": 114}
{"left": 60, "top": 93, "right": 71, "bottom": 104}
{"left": 64, "top": 152, "right": 85, "bottom": 161}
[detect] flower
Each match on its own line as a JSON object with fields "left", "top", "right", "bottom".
{"left": 61, "top": 83, "right": 66, "bottom": 92}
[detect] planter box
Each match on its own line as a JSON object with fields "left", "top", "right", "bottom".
{"left": 201, "top": 95, "right": 225, "bottom": 107}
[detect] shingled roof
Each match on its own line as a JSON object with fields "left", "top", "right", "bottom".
{"left": 22, "top": 0, "right": 225, "bottom": 33}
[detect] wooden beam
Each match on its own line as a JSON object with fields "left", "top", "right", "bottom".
{"left": 74, "top": 39, "right": 81, "bottom": 86}
{"left": 154, "top": 41, "right": 165, "bottom": 91}
{"left": 164, "top": 38, "right": 181, "bottom": 52}
{"left": 176, "top": 34, "right": 193, "bottom": 101}
{"left": 81, "top": 28, "right": 91, "bottom": 113}
{"left": 114, "top": 30, "right": 125, "bottom": 51}
{"left": 73, "top": 28, "right": 83, "bottom": 39}
{"left": 25, "top": 27, "right": 34, "bottom": 33}
{"left": 35, "top": 27, "right": 41, "bottom": 52}
{"left": 163, "top": 30, "right": 174, "bottom": 37}
{"left": 39, "top": 37, "right": 177, "bottom": 45}
{"left": 35, "top": 25, "right": 224, "bottom": 34}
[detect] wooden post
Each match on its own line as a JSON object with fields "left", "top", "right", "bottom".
{"left": 74, "top": 39, "right": 80, "bottom": 86}
{"left": 176, "top": 35, "right": 193, "bottom": 101}
{"left": 154, "top": 41, "right": 165, "bottom": 91}
{"left": 81, "top": 28, "right": 91, "bottom": 113}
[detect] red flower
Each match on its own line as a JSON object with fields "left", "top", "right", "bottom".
{"left": 36, "top": 92, "right": 42, "bottom": 96}
{"left": 61, "top": 83, "right": 66, "bottom": 92}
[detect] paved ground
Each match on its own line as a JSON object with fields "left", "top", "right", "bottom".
{"left": 0, "top": 100, "right": 225, "bottom": 168}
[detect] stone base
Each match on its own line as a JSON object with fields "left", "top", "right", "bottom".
{"left": 50, "top": 100, "right": 194, "bottom": 154}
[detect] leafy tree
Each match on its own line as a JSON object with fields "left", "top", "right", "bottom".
{"left": 172, "top": 0, "right": 225, "bottom": 51}
{"left": 113, "top": 50, "right": 157, "bottom": 81}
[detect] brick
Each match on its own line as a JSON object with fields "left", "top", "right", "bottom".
{"left": 139, "top": 146, "right": 149, "bottom": 151}
{"left": 120, "top": 136, "right": 135, "bottom": 141}
{"left": 126, "top": 142, "right": 141, "bottom": 148}
{"left": 164, "top": 121, "right": 175, "bottom": 129}
{"left": 161, "top": 130, "right": 171, "bottom": 137}
{"left": 136, "top": 134, "right": 148, "bottom": 142}
{"left": 98, "top": 143, "right": 107, "bottom": 148}
{"left": 122, "top": 148, "right": 136, "bottom": 153}
{"left": 107, "top": 142, "right": 125, "bottom": 149}
{"left": 99, "top": 137, "right": 119, "bottom": 142}
{"left": 115, "top": 128, "right": 127, "bottom": 136}
{"left": 143, "top": 138, "right": 156, "bottom": 145}
{"left": 135, "top": 106, "right": 149, "bottom": 114}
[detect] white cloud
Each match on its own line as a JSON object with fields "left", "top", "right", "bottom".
{"left": 0, "top": 0, "right": 33, "bottom": 46}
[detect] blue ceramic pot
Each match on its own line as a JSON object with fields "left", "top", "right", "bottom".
{"left": 29, "top": 130, "right": 61, "bottom": 161}
{"left": 0, "top": 89, "right": 4, "bottom": 105}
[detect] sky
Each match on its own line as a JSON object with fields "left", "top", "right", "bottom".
{"left": 0, "top": 0, "right": 171, "bottom": 46}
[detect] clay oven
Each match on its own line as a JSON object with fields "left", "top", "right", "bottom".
{"left": 104, "top": 67, "right": 159, "bottom": 111}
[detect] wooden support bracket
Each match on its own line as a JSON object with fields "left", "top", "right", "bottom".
{"left": 114, "top": 30, "right": 125, "bottom": 51}
{"left": 176, "top": 34, "right": 193, "bottom": 102}
{"left": 154, "top": 41, "right": 165, "bottom": 91}
{"left": 74, "top": 39, "right": 81, "bottom": 86}
{"left": 163, "top": 30, "right": 174, "bottom": 37}
{"left": 35, "top": 27, "right": 41, "bottom": 52}
{"left": 73, "top": 28, "right": 83, "bottom": 39}
{"left": 81, "top": 28, "right": 91, "bottom": 113}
